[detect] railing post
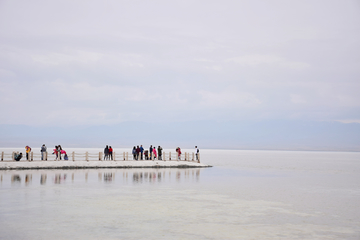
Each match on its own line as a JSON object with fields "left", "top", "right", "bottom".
{"left": 12, "top": 152, "right": 15, "bottom": 161}
{"left": 45, "top": 151, "right": 48, "bottom": 161}
{"left": 123, "top": 152, "right": 125, "bottom": 161}
{"left": 72, "top": 151, "right": 75, "bottom": 161}
{"left": 198, "top": 153, "right": 200, "bottom": 163}
{"left": 169, "top": 152, "right": 171, "bottom": 161}
{"left": 113, "top": 152, "right": 115, "bottom": 161}
{"left": 163, "top": 152, "right": 166, "bottom": 161}
{"left": 99, "top": 152, "right": 102, "bottom": 161}
{"left": 126, "top": 152, "right": 128, "bottom": 161}
{"left": 30, "top": 152, "right": 33, "bottom": 161}
{"left": 192, "top": 152, "right": 194, "bottom": 161}
{"left": 86, "top": 152, "right": 89, "bottom": 161}
{"left": 1, "top": 152, "right": 3, "bottom": 161}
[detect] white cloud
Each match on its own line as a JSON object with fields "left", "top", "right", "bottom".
{"left": 199, "top": 90, "right": 261, "bottom": 108}
{"left": 32, "top": 51, "right": 102, "bottom": 66}
{"left": 226, "top": 54, "right": 310, "bottom": 70}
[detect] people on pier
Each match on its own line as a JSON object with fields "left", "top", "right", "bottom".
{"left": 104, "top": 145, "right": 109, "bottom": 160}
{"left": 53, "top": 146, "right": 58, "bottom": 160}
{"left": 176, "top": 147, "right": 181, "bottom": 160}
{"left": 136, "top": 145, "right": 141, "bottom": 160}
{"left": 25, "top": 146, "right": 31, "bottom": 161}
{"left": 40, "top": 144, "right": 47, "bottom": 161}
{"left": 140, "top": 145, "right": 144, "bottom": 160}
{"left": 149, "top": 145, "right": 153, "bottom": 160}
{"left": 14, "top": 152, "right": 23, "bottom": 161}
{"left": 108, "top": 146, "right": 113, "bottom": 160}
{"left": 132, "top": 146, "right": 137, "bottom": 160}
{"left": 152, "top": 147, "right": 157, "bottom": 160}
{"left": 157, "top": 146, "right": 163, "bottom": 160}
{"left": 58, "top": 145, "right": 63, "bottom": 160}
{"left": 195, "top": 146, "right": 199, "bottom": 161}
{"left": 144, "top": 150, "right": 149, "bottom": 160}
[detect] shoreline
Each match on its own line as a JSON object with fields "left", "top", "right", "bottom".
{"left": 0, "top": 160, "right": 212, "bottom": 170}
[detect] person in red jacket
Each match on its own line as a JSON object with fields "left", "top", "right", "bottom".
{"left": 176, "top": 147, "right": 181, "bottom": 160}
{"left": 108, "top": 146, "right": 113, "bottom": 160}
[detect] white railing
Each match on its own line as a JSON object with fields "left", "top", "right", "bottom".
{"left": 1, "top": 151, "right": 201, "bottom": 163}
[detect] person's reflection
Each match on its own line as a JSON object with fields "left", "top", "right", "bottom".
{"left": 40, "top": 174, "right": 47, "bottom": 185}
{"left": 11, "top": 174, "right": 21, "bottom": 184}
{"left": 25, "top": 174, "right": 32, "bottom": 186}
{"left": 196, "top": 169, "right": 200, "bottom": 181}
{"left": 54, "top": 174, "right": 61, "bottom": 184}
{"left": 104, "top": 173, "right": 113, "bottom": 182}
{"left": 98, "top": 173, "right": 102, "bottom": 181}
{"left": 176, "top": 171, "right": 181, "bottom": 181}
{"left": 158, "top": 172, "right": 161, "bottom": 182}
{"left": 54, "top": 174, "right": 66, "bottom": 184}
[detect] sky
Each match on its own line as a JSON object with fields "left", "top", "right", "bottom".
{"left": 0, "top": 0, "right": 359, "bottom": 150}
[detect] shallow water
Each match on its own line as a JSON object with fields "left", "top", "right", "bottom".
{"left": 1, "top": 149, "right": 360, "bottom": 239}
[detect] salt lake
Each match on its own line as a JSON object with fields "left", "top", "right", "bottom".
{"left": 0, "top": 149, "right": 359, "bottom": 239}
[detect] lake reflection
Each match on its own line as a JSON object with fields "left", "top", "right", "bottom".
{"left": 1, "top": 168, "right": 202, "bottom": 187}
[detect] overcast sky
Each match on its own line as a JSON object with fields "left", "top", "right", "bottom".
{"left": 0, "top": 0, "right": 359, "bottom": 127}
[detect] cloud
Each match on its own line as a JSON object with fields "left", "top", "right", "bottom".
{"left": 226, "top": 54, "right": 310, "bottom": 70}
{"left": 199, "top": 90, "right": 261, "bottom": 108}
{"left": 0, "top": 0, "right": 359, "bottom": 128}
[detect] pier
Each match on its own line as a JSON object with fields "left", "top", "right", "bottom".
{"left": 0, "top": 151, "right": 211, "bottom": 170}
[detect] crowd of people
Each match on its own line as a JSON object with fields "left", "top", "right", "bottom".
{"left": 130, "top": 145, "right": 164, "bottom": 160}
{"left": 13, "top": 145, "right": 200, "bottom": 161}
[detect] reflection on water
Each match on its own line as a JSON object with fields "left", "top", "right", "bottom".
{"left": 40, "top": 174, "right": 47, "bottom": 185}
{"left": 54, "top": 174, "right": 67, "bottom": 184}
{"left": 11, "top": 174, "right": 21, "bottom": 184}
{"left": 2, "top": 168, "right": 201, "bottom": 186}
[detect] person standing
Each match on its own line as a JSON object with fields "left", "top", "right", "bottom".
{"left": 40, "top": 144, "right": 47, "bottom": 161}
{"left": 149, "top": 145, "right": 153, "bottom": 160}
{"left": 157, "top": 146, "right": 163, "bottom": 160}
{"left": 25, "top": 146, "right": 31, "bottom": 161}
{"left": 132, "top": 146, "right": 137, "bottom": 160}
{"left": 140, "top": 145, "right": 144, "bottom": 160}
{"left": 152, "top": 147, "right": 157, "bottom": 160}
{"left": 108, "top": 146, "right": 113, "bottom": 160}
{"left": 58, "top": 145, "right": 63, "bottom": 160}
{"left": 195, "top": 146, "right": 199, "bottom": 161}
{"left": 177, "top": 147, "right": 181, "bottom": 160}
{"left": 104, "top": 145, "right": 109, "bottom": 160}
{"left": 53, "top": 146, "right": 58, "bottom": 160}
{"left": 136, "top": 146, "right": 140, "bottom": 160}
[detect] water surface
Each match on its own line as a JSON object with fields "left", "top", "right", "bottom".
{"left": 1, "top": 149, "right": 359, "bottom": 239}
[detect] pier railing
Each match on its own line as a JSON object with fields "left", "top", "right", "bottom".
{"left": 1, "top": 151, "right": 201, "bottom": 163}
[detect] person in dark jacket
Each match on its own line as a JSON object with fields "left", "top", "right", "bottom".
{"left": 149, "top": 145, "right": 153, "bottom": 160}
{"left": 158, "top": 146, "right": 163, "bottom": 160}
{"left": 40, "top": 144, "right": 47, "bottom": 161}
{"left": 14, "top": 152, "right": 23, "bottom": 161}
{"left": 136, "top": 146, "right": 140, "bottom": 160}
{"left": 132, "top": 146, "right": 137, "bottom": 160}
{"left": 104, "top": 145, "right": 109, "bottom": 160}
{"left": 140, "top": 145, "right": 144, "bottom": 160}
